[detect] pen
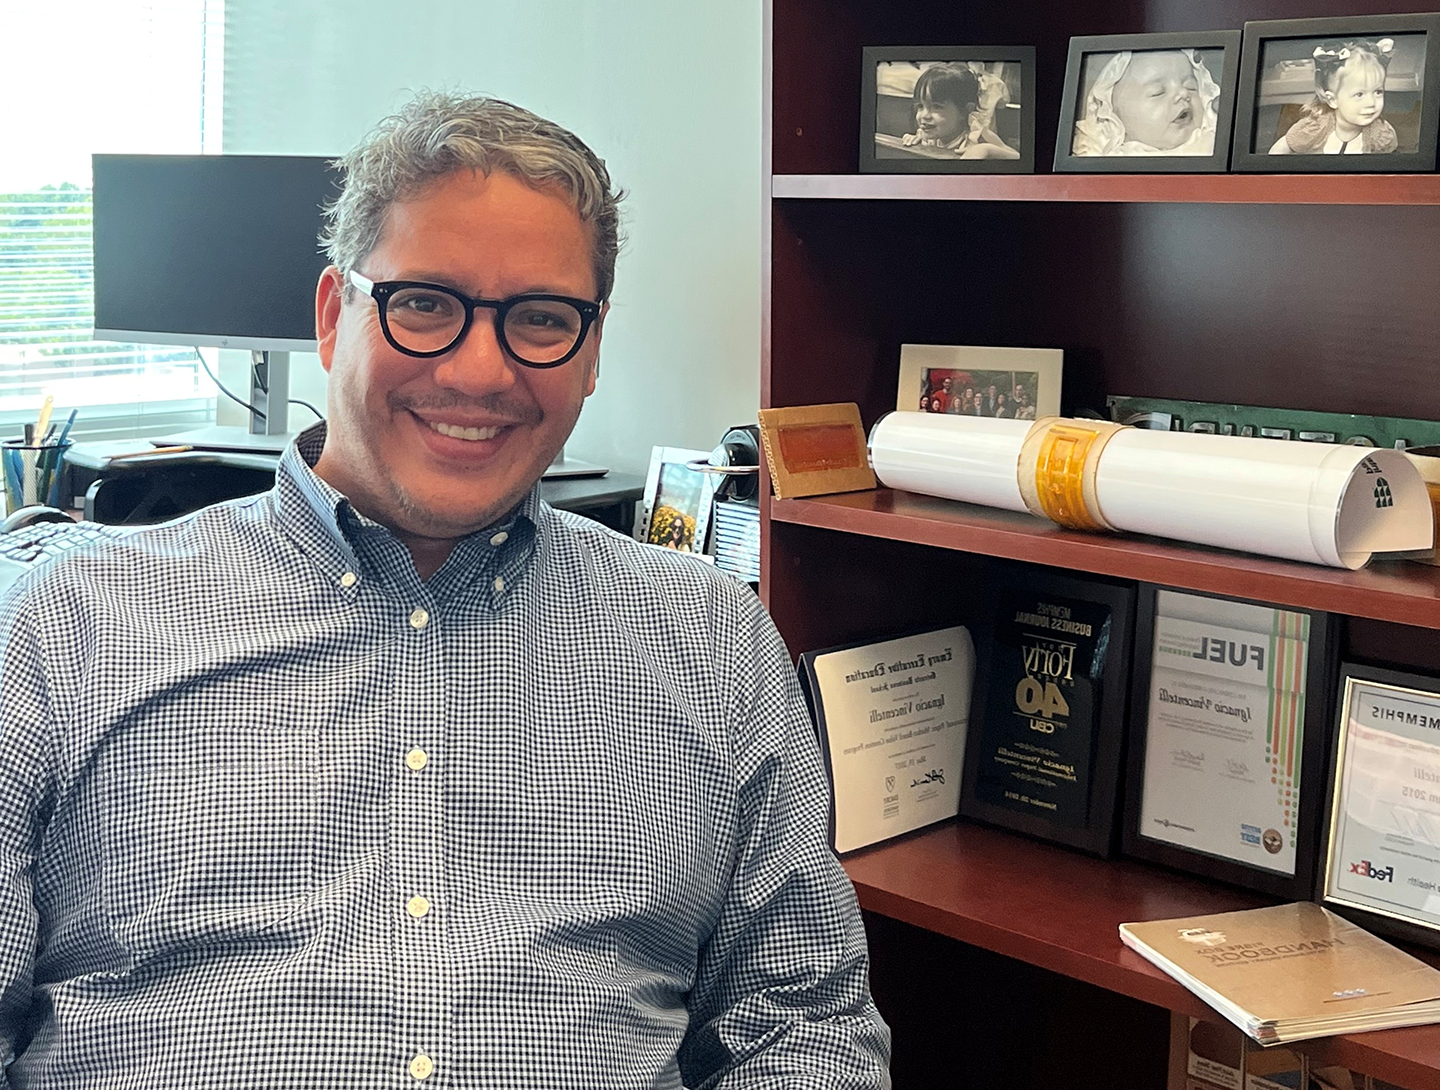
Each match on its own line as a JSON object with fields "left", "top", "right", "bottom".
{"left": 34, "top": 396, "right": 53, "bottom": 447}
{"left": 107, "top": 445, "right": 194, "bottom": 462}
{"left": 55, "top": 409, "right": 77, "bottom": 448}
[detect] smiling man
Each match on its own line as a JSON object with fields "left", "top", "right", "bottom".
{"left": 0, "top": 93, "right": 890, "bottom": 1087}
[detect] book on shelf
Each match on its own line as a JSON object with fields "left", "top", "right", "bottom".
{"left": 1120, "top": 902, "right": 1440, "bottom": 1046}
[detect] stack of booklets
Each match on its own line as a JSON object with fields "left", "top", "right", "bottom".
{"left": 1120, "top": 902, "right": 1440, "bottom": 1045}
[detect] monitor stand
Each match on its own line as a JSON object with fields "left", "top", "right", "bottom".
{"left": 156, "top": 349, "right": 298, "bottom": 455}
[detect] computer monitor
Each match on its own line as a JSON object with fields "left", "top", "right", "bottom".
{"left": 91, "top": 153, "right": 341, "bottom": 452}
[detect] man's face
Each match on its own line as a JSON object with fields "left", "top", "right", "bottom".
{"left": 314, "top": 170, "right": 603, "bottom": 538}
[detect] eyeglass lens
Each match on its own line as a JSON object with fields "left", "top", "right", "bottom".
{"left": 384, "top": 286, "right": 585, "bottom": 364}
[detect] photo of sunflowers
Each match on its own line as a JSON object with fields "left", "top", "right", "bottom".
{"left": 640, "top": 452, "right": 715, "bottom": 554}
{"left": 646, "top": 505, "right": 696, "bottom": 551}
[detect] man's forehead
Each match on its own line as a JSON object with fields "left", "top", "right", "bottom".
{"left": 366, "top": 169, "right": 597, "bottom": 292}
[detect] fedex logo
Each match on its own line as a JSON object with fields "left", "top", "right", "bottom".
{"left": 1350, "top": 860, "right": 1394, "bottom": 882}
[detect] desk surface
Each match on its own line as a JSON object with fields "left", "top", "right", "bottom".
{"left": 540, "top": 471, "right": 645, "bottom": 510}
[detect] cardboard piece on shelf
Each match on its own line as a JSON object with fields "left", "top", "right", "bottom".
{"left": 757, "top": 402, "right": 876, "bottom": 500}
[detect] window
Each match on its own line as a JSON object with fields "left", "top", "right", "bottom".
{"left": 0, "top": 0, "right": 225, "bottom": 440}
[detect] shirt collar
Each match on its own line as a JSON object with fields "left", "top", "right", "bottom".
{"left": 271, "top": 421, "right": 542, "bottom": 593}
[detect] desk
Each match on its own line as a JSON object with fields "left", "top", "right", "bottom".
{"left": 69, "top": 442, "right": 645, "bottom": 534}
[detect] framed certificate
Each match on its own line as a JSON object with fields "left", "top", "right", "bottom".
{"left": 799, "top": 626, "right": 976, "bottom": 854}
{"left": 1122, "top": 586, "right": 1337, "bottom": 898}
{"left": 1321, "top": 663, "right": 1440, "bottom": 950}
{"left": 960, "top": 565, "right": 1135, "bottom": 856}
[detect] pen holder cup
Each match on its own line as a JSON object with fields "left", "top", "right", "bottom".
{"left": 2, "top": 439, "right": 74, "bottom": 515}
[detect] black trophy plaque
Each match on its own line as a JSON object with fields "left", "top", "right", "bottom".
{"left": 960, "top": 565, "right": 1135, "bottom": 856}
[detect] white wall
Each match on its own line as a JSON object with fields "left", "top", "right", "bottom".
{"left": 220, "top": 0, "right": 762, "bottom": 474}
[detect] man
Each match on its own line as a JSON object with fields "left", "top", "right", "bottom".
{"left": 0, "top": 92, "right": 889, "bottom": 1086}
{"left": 930, "top": 375, "right": 952, "bottom": 413}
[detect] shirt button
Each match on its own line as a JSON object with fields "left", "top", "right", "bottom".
{"left": 490, "top": 531, "right": 508, "bottom": 547}
{"left": 492, "top": 576, "right": 505, "bottom": 593}
{"left": 409, "top": 607, "right": 429, "bottom": 630}
{"left": 409, "top": 1054, "right": 434, "bottom": 1080}
{"left": 405, "top": 748, "right": 429, "bottom": 771}
{"left": 407, "top": 895, "right": 431, "bottom": 919}
{"left": 339, "top": 571, "right": 358, "bottom": 588}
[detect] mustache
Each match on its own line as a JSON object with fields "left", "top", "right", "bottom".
{"left": 389, "top": 391, "right": 543, "bottom": 425}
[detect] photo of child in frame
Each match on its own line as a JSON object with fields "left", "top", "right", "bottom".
{"left": 873, "top": 59, "right": 1024, "bottom": 161}
{"left": 1258, "top": 33, "right": 1426, "bottom": 155}
{"left": 1071, "top": 48, "right": 1225, "bottom": 156}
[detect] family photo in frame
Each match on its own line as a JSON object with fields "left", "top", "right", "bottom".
{"left": 859, "top": 46, "right": 1036, "bottom": 173}
{"left": 896, "top": 344, "right": 1063, "bottom": 420}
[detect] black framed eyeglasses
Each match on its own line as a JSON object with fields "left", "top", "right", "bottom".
{"left": 348, "top": 270, "right": 602, "bottom": 368}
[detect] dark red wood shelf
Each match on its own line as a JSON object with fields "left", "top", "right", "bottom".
{"left": 772, "top": 173, "right": 1440, "bottom": 205}
{"left": 770, "top": 489, "right": 1440, "bottom": 630}
{"left": 844, "top": 823, "right": 1440, "bottom": 1088}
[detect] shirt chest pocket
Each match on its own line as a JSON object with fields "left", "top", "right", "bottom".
{"left": 98, "top": 700, "right": 320, "bottom": 961}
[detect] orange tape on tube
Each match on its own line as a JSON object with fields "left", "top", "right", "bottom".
{"left": 1018, "top": 418, "right": 1125, "bottom": 531}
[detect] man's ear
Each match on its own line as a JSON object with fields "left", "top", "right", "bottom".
{"left": 315, "top": 265, "right": 344, "bottom": 374}
{"left": 584, "top": 302, "right": 609, "bottom": 397}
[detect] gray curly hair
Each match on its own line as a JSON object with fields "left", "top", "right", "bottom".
{"left": 320, "top": 90, "right": 624, "bottom": 301}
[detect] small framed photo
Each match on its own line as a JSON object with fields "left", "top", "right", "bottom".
{"left": 1232, "top": 14, "right": 1440, "bottom": 172}
{"left": 860, "top": 46, "right": 1036, "bottom": 173}
{"left": 1320, "top": 662, "right": 1440, "bottom": 951}
{"left": 638, "top": 447, "right": 717, "bottom": 555}
{"left": 1054, "top": 31, "right": 1241, "bottom": 173}
{"left": 1121, "top": 585, "right": 1338, "bottom": 899}
{"left": 896, "top": 344, "right": 1062, "bottom": 420}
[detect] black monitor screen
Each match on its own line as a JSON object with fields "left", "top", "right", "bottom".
{"left": 92, "top": 154, "right": 341, "bottom": 350}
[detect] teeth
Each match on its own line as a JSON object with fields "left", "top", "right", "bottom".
{"left": 429, "top": 420, "right": 500, "bottom": 441}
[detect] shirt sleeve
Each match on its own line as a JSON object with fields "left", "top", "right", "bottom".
{"left": 678, "top": 582, "right": 891, "bottom": 1089}
{"left": 0, "top": 595, "right": 55, "bottom": 1078}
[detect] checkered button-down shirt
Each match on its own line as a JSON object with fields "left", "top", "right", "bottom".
{"left": 0, "top": 427, "right": 889, "bottom": 1088}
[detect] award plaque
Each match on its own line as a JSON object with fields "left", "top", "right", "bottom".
{"left": 1321, "top": 663, "right": 1440, "bottom": 951}
{"left": 960, "top": 566, "right": 1135, "bottom": 855}
{"left": 799, "top": 626, "right": 976, "bottom": 854}
{"left": 1122, "top": 586, "right": 1336, "bottom": 899}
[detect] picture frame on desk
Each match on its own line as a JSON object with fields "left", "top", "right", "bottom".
{"left": 1320, "top": 662, "right": 1440, "bottom": 952}
{"left": 1053, "top": 30, "right": 1241, "bottom": 173}
{"left": 960, "top": 563, "right": 1135, "bottom": 857}
{"left": 637, "top": 447, "right": 717, "bottom": 555}
{"left": 859, "top": 46, "right": 1036, "bottom": 174}
{"left": 1122, "top": 585, "right": 1337, "bottom": 900}
{"left": 1232, "top": 14, "right": 1440, "bottom": 173}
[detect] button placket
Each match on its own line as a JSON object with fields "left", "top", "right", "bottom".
{"left": 392, "top": 592, "right": 450, "bottom": 1082}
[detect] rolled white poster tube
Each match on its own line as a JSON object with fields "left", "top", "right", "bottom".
{"left": 1092, "top": 430, "right": 1433, "bottom": 569}
{"left": 869, "top": 411, "right": 1035, "bottom": 513}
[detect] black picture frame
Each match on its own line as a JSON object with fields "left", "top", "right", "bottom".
{"left": 960, "top": 563, "right": 1135, "bottom": 857}
{"left": 1121, "top": 585, "right": 1338, "bottom": 900}
{"left": 1318, "top": 662, "right": 1440, "bottom": 952}
{"left": 859, "top": 46, "right": 1036, "bottom": 174}
{"left": 1232, "top": 14, "right": 1440, "bottom": 173}
{"left": 1054, "top": 31, "right": 1241, "bottom": 173}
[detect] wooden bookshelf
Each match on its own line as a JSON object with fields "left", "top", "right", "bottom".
{"left": 844, "top": 824, "right": 1440, "bottom": 1090}
{"left": 773, "top": 172, "right": 1440, "bottom": 205}
{"left": 772, "top": 490, "right": 1440, "bottom": 630}
{"left": 764, "top": 0, "right": 1440, "bottom": 1084}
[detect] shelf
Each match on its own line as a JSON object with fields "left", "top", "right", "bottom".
{"left": 844, "top": 822, "right": 1440, "bottom": 1088}
{"left": 772, "top": 173, "right": 1440, "bottom": 206}
{"left": 770, "top": 489, "right": 1440, "bottom": 630}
